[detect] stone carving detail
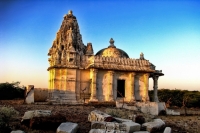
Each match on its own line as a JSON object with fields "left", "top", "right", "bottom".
{"left": 85, "top": 55, "right": 155, "bottom": 72}
{"left": 48, "top": 10, "right": 88, "bottom": 68}
{"left": 86, "top": 43, "right": 94, "bottom": 55}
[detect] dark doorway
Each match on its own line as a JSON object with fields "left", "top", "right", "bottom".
{"left": 117, "top": 80, "right": 125, "bottom": 97}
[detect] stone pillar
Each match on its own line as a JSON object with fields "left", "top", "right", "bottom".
{"left": 48, "top": 70, "right": 51, "bottom": 89}
{"left": 143, "top": 73, "right": 150, "bottom": 102}
{"left": 108, "top": 71, "right": 114, "bottom": 101}
{"left": 89, "top": 68, "right": 98, "bottom": 102}
{"left": 129, "top": 72, "right": 136, "bottom": 102}
{"left": 153, "top": 75, "right": 159, "bottom": 102}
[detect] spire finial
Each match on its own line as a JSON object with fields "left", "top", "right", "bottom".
{"left": 140, "top": 52, "right": 145, "bottom": 60}
{"left": 68, "top": 10, "right": 73, "bottom": 15}
{"left": 108, "top": 38, "right": 116, "bottom": 48}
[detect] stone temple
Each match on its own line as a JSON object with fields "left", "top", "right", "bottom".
{"left": 47, "top": 10, "right": 164, "bottom": 104}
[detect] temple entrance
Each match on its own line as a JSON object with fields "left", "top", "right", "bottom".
{"left": 117, "top": 80, "right": 125, "bottom": 97}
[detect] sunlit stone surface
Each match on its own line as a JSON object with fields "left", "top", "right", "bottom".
{"left": 47, "top": 10, "right": 164, "bottom": 104}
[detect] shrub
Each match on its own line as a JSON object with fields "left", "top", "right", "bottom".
{"left": 0, "top": 82, "right": 25, "bottom": 100}
{"left": 0, "top": 106, "right": 19, "bottom": 131}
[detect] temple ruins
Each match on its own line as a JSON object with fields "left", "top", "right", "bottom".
{"left": 47, "top": 10, "right": 164, "bottom": 104}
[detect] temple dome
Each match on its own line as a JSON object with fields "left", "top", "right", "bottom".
{"left": 95, "top": 38, "right": 129, "bottom": 58}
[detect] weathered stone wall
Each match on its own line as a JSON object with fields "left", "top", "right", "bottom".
{"left": 96, "top": 70, "right": 144, "bottom": 102}
{"left": 135, "top": 73, "right": 145, "bottom": 101}
{"left": 114, "top": 72, "right": 130, "bottom": 101}
{"left": 96, "top": 70, "right": 108, "bottom": 101}
{"left": 34, "top": 88, "right": 48, "bottom": 102}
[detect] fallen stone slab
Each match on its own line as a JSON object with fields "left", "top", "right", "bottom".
{"left": 116, "top": 102, "right": 160, "bottom": 116}
{"left": 56, "top": 122, "right": 78, "bottom": 133}
{"left": 91, "top": 121, "right": 126, "bottom": 131}
{"left": 33, "top": 110, "right": 51, "bottom": 117}
{"left": 114, "top": 117, "right": 133, "bottom": 123}
{"left": 21, "top": 110, "right": 52, "bottom": 126}
{"left": 116, "top": 101, "right": 138, "bottom": 111}
{"left": 21, "top": 111, "right": 35, "bottom": 121}
{"left": 89, "top": 129, "right": 126, "bottom": 133}
{"left": 21, "top": 111, "right": 35, "bottom": 126}
{"left": 122, "top": 121, "right": 141, "bottom": 133}
{"left": 91, "top": 121, "right": 140, "bottom": 133}
{"left": 142, "top": 118, "right": 165, "bottom": 132}
{"left": 163, "top": 127, "right": 172, "bottom": 133}
{"left": 91, "top": 121, "right": 106, "bottom": 129}
{"left": 88, "top": 110, "right": 114, "bottom": 122}
{"left": 21, "top": 110, "right": 51, "bottom": 121}
{"left": 30, "top": 114, "right": 66, "bottom": 130}
{"left": 133, "top": 131, "right": 150, "bottom": 133}
{"left": 11, "top": 130, "right": 25, "bottom": 133}
{"left": 166, "top": 109, "right": 180, "bottom": 115}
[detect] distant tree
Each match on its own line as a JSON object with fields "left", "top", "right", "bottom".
{"left": 0, "top": 82, "right": 25, "bottom": 100}
{"left": 149, "top": 89, "right": 200, "bottom": 108}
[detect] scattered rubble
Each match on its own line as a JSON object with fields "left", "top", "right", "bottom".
{"left": 133, "top": 131, "right": 150, "bottom": 133}
{"left": 57, "top": 122, "right": 78, "bottom": 133}
{"left": 88, "top": 110, "right": 114, "bottom": 122}
{"left": 10, "top": 130, "right": 25, "bottom": 133}
{"left": 142, "top": 118, "right": 165, "bottom": 132}
{"left": 163, "top": 127, "right": 172, "bottom": 133}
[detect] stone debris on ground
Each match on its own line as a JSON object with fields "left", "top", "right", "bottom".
{"left": 29, "top": 114, "right": 66, "bottom": 130}
{"left": 114, "top": 117, "right": 133, "bottom": 123}
{"left": 91, "top": 121, "right": 126, "bottom": 131}
{"left": 89, "top": 110, "right": 144, "bottom": 133}
{"left": 166, "top": 109, "right": 180, "bottom": 115}
{"left": 88, "top": 110, "right": 114, "bottom": 122}
{"left": 56, "top": 122, "right": 78, "bottom": 133}
{"left": 18, "top": 108, "right": 168, "bottom": 133}
{"left": 89, "top": 129, "right": 126, "bottom": 133}
{"left": 21, "top": 110, "right": 51, "bottom": 122}
{"left": 10, "top": 130, "right": 25, "bottom": 133}
{"left": 142, "top": 118, "right": 165, "bottom": 132}
{"left": 163, "top": 127, "right": 172, "bottom": 133}
{"left": 0, "top": 100, "right": 197, "bottom": 133}
{"left": 133, "top": 131, "right": 150, "bottom": 133}
{"left": 122, "top": 121, "right": 141, "bottom": 133}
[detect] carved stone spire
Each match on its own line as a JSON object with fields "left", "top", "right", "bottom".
{"left": 48, "top": 10, "right": 86, "bottom": 67}
{"left": 68, "top": 10, "right": 73, "bottom": 15}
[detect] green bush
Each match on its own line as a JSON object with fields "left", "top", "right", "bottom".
{"left": 0, "top": 106, "right": 19, "bottom": 132}
{"left": 0, "top": 82, "right": 25, "bottom": 100}
{"left": 149, "top": 89, "right": 200, "bottom": 108}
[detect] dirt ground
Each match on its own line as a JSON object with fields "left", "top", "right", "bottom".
{"left": 0, "top": 100, "right": 200, "bottom": 133}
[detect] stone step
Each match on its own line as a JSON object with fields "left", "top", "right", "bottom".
{"left": 59, "top": 94, "right": 76, "bottom": 97}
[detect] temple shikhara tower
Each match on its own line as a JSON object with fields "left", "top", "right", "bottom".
{"left": 47, "top": 10, "right": 164, "bottom": 104}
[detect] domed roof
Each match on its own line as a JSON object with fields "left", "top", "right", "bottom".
{"left": 95, "top": 38, "right": 129, "bottom": 58}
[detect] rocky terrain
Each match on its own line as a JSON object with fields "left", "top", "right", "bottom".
{"left": 0, "top": 100, "right": 200, "bottom": 133}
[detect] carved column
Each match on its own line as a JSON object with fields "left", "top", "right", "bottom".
{"left": 108, "top": 71, "right": 114, "bottom": 101}
{"left": 129, "top": 72, "right": 136, "bottom": 102}
{"left": 89, "top": 68, "right": 98, "bottom": 102}
{"left": 143, "top": 73, "right": 150, "bottom": 102}
{"left": 153, "top": 75, "right": 159, "bottom": 102}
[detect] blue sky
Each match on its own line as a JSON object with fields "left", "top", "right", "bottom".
{"left": 0, "top": 0, "right": 200, "bottom": 90}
